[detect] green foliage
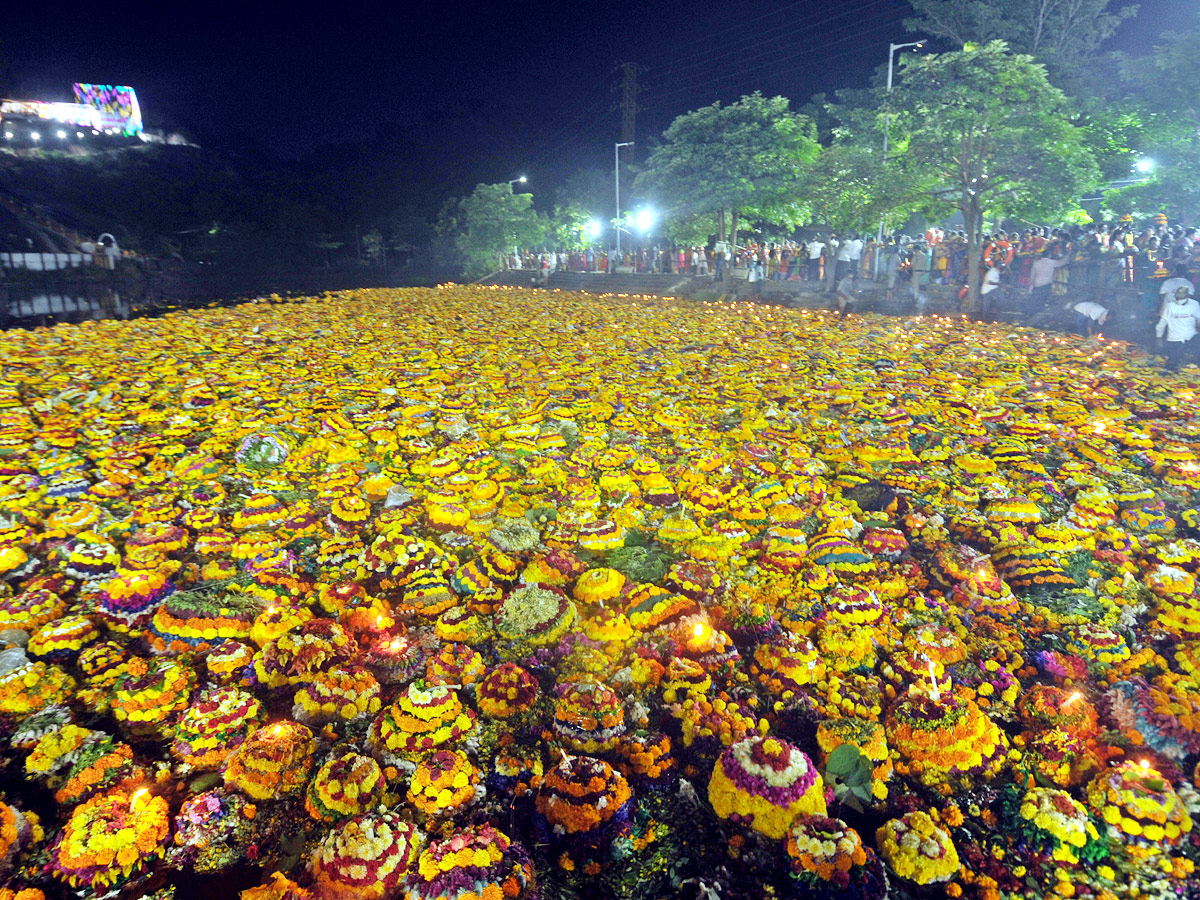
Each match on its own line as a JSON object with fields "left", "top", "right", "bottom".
{"left": 823, "top": 743, "right": 875, "bottom": 812}
{"left": 607, "top": 543, "right": 677, "bottom": 583}
{"left": 904, "top": 0, "right": 1138, "bottom": 85}
{"left": 887, "top": 41, "right": 1102, "bottom": 308}
{"left": 439, "top": 183, "right": 545, "bottom": 279}
{"left": 635, "top": 93, "right": 820, "bottom": 238}
{"left": 548, "top": 202, "right": 596, "bottom": 250}
{"left": 1104, "top": 23, "right": 1200, "bottom": 222}
{"left": 798, "top": 144, "right": 926, "bottom": 232}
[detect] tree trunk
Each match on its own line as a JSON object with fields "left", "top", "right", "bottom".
{"left": 964, "top": 194, "right": 982, "bottom": 314}
{"left": 731, "top": 211, "right": 740, "bottom": 255}
{"left": 718, "top": 208, "right": 726, "bottom": 244}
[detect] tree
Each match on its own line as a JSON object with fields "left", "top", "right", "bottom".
{"left": 438, "top": 183, "right": 545, "bottom": 279}
{"left": 904, "top": 0, "right": 1137, "bottom": 84}
{"left": 887, "top": 41, "right": 1101, "bottom": 311}
{"left": 634, "top": 93, "right": 820, "bottom": 250}
{"left": 1104, "top": 23, "right": 1200, "bottom": 223}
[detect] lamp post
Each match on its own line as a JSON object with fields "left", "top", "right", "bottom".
{"left": 877, "top": 40, "right": 925, "bottom": 253}
{"left": 508, "top": 176, "right": 527, "bottom": 187}
{"left": 615, "top": 142, "right": 634, "bottom": 268}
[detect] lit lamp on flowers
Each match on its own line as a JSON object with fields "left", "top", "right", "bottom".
{"left": 47, "top": 787, "right": 170, "bottom": 893}
{"left": 885, "top": 671, "right": 1007, "bottom": 791}
{"left": 223, "top": 721, "right": 318, "bottom": 801}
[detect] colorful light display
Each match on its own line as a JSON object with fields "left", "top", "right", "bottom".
{"left": 72, "top": 84, "right": 142, "bottom": 135}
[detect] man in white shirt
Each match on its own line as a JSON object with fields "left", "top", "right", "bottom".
{"left": 1158, "top": 264, "right": 1195, "bottom": 315}
{"left": 835, "top": 235, "right": 854, "bottom": 280}
{"left": 1070, "top": 300, "right": 1109, "bottom": 336}
{"left": 807, "top": 238, "right": 825, "bottom": 281}
{"left": 980, "top": 264, "right": 1003, "bottom": 319}
{"left": 1030, "top": 253, "right": 1070, "bottom": 307}
{"left": 1156, "top": 286, "right": 1200, "bottom": 371}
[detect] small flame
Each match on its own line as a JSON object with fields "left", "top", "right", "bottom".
{"left": 130, "top": 788, "right": 148, "bottom": 812}
{"left": 693, "top": 622, "right": 707, "bottom": 639}
{"left": 1140, "top": 759, "right": 1151, "bottom": 770}
{"left": 1065, "top": 691, "right": 1082, "bottom": 707}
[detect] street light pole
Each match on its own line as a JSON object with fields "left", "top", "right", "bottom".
{"left": 615, "top": 142, "right": 634, "bottom": 268}
{"left": 877, "top": 40, "right": 924, "bottom": 253}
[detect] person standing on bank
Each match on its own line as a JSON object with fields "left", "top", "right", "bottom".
{"left": 1156, "top": 286, "right": 1200, "bottom": 371}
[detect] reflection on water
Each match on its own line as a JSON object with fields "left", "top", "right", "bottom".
{"left": 6, "top": 290, "right": 132, "bottom": 324}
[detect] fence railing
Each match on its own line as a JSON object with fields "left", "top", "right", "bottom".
{"left": 0, "top": 252, "right": 98, "bottom": 271}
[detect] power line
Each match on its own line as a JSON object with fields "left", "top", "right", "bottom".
{"left": 649, "top": 18, "right": 910, "bottom": 109}
{"left": 643, "top": 0, "right": 899, "bottom": 86}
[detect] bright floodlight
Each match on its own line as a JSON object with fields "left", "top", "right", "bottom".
{"left": 56, "top": 130, "right": 67, "bottom": 139}
{"left": 586, "top": 220, "right": 601, "bottom": 237}
{"left": 30, "top": 132, "right": 40, "bottom": 141}
{"left": 1135, "top": 158, "right": 1155, "bottom": 174}
{"left": 3, "top": 133, "right": 11, "bottom": 141}
{"left": 518, "top": 175, "right": 527, "bottom": 183}
{"left": 634, "top": 208, "right": 655, "bottom": 232}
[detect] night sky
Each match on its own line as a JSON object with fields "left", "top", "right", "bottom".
{"left": 0, "top": 0, "right": 1179, "bottom": 200}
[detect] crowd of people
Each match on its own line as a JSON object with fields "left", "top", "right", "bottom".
{"left": 504, "top": 217, "right": 1200, "bottom": 369}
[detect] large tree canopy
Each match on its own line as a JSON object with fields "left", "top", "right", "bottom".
{"left": 635, "top": 93, "right": 820, "bottom": 248}
{"left": 1104, "top": 24, "right": 1200, "bottom": 223}
{"left": 438, "top": 183, "right": 544, "bottom": 279}
{"left": 888, "top": 41, "right": 1101, "bottom": 309}
{"left": 904, "top": 0, "right": 1137, "bottom": 80}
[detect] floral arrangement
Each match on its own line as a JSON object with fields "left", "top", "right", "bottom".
{"left": 171, "top": 787, "right": 255, "bottom": 873}
{"left": 886, "top": 687, "right": 1007, "bottom": 787}
{"left": 404, "top": 824, "right": 536, "bottom": 900}
{"left": 26, "top": 614, "right": 99, "bottom": 661}
{"left": 95, "top": 564, "right": 176, "bottom": 630}
{"left": 223, "top": 721, "right": 318, "bottom": 800}
{"left": 786, "top": 815, "right": 887, "bottom": 899}
{"left": 708, "top": 736, "right": 826, "bottom": 839}
{"left": 310, "top": 811, "right": 422, "bottom": 900}
{"left": 552, "top": 680, "right": 625, "bottom": 753}
{"left": 875, "top": 809, "right": 959, "bottom": 885}
{"left": 407, "top": 749, "right": 484, "bottom": 818}
{"left": 254, "top": 619, "right": 358, "bottom": 688}
{"left": 171, "top": 686, "right": 262, "bottom": 769}
{"left": 0, "top": 589, "right": 65, "bottom": 633}
{"left": 206, "top": 639, "right": 256, "bottom": 685}
{"left": 53, "top": 734, "right": 144, "bottom": 806}
{"left": 494, "top": 585, "right": 576, "bottom": 653}
{"left": 147, "top": 590, "right": 262, "bottom": 653}
{"left": 25, "top": 723, "right": 98, "bottom": 785}
{"left": 1017, "top": 787, "right": 1102, "bottom": 864}
{"left": 426, "top": 644, "right": 486, "bottom": 688}
{"left": 0, "top": 661, "right": 75, "bottom": 716}
{"left": 47, "top": 788, "right": 170, "bottom": 891}
{"left": 293, "top": 665, "right": 383, "bottom": 724}
{"left": 435, "top": 607, "right": 489, "bottom": 645}
{"left": 111, "top": 658, "right": 196, "bottom": 736}
{"left": 306, "top": 752, "right": 386, "bottom": 823}
{"left": 572, "top": 567, "right": 626, "bottom": 607}
{"left": 367, "top": 682, "right": 476, "bottom": 762}
{"left": 535, "top": 754, "right": 632, "bottom": 838}
{"left": 1086, "top": 760, "right": 1193, "bottom": 853}
{"left": 475, "top": 663, "right": 538, "bottom": 719}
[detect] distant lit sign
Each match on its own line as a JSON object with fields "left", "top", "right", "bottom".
{"left": 72, "top": 83, "right": 142, "bottom": 135}
{"left": 0, "top": 99, "right": 100, "bottom": 129}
